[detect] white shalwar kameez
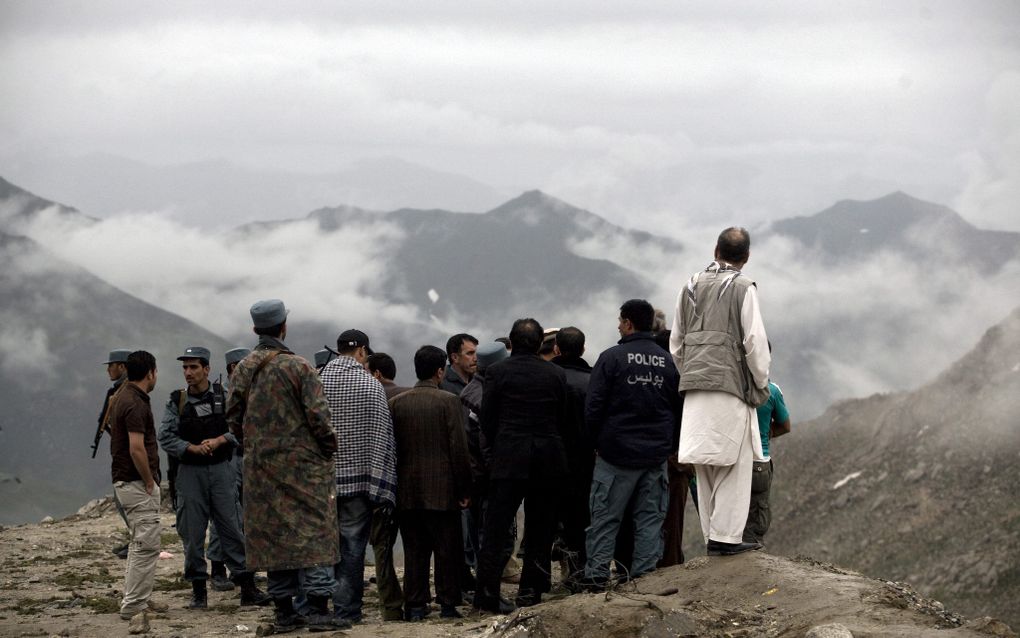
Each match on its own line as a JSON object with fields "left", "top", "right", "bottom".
{"left": 671, "top": 282, "right": 770, "bottom": 544}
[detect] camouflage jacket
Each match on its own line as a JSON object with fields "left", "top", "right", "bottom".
{"left": 226, "top": 335, "right": 339, "bottom": 571}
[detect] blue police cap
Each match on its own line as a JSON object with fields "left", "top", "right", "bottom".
{"left": 225, "top": 347, "right": 251, "bottom": 366}
{"left": 250, "top": 299, "right": 289, "bottom": 329}
{"left": 177, "top": 346, "right": 211, "bottom": 362}
{"left": 103, "top": 349, "right": 132, "bottom": 365}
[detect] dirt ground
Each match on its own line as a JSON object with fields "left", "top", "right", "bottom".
{"left": 0, "top": 504, "right": 1015, "bottom": 638}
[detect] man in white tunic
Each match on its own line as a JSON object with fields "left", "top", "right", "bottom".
{"left": 669, "top": 227, "right": 771, "bottom": 555}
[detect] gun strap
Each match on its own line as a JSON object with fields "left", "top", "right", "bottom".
{"left": 100, "top": 382, "right": 130, "bottom": 434}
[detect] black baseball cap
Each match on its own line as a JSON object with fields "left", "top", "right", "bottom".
{"left": 337, "top": 329, "right": 373, "bottom": 355}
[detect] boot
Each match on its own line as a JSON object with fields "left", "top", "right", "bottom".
{"left": 273, "top": 597, "right": 306, "bottom": 634}
{"left": 238, "top": 573, "right": 272, "bottom": 607}
{"left": 210, "top": 561, "right": 235, "bottom": 591}
{"left": 306, "top": 594, "right": 352, "bottom": 632}
{"left": 188, "top": 580, "right": 208, "bottom": 609}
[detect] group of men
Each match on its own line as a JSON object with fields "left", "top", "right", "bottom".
{"left": 99, "top": 226, "right": 791, "bottom": 631}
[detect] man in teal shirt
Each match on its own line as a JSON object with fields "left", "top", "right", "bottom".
{"left": 743, "top": 381, "right": 791, "bottom": 545}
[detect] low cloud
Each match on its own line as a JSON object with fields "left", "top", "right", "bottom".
{"left": 7, "top": 199, "right": 1019, "bottom": 418}
{"left": 0, "top": 313, "right": 57, "bottom": 380}
{"left": 955, "top": 71, "right": 1020, "bottom": 232}
{"left": 16, "top": 207, "right": 420, "bottom": 344}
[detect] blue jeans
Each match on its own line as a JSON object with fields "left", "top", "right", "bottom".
{"left": 584, "top": 457, "right": 668, "bottom": 581}
{"left": 333, "top": 495, "right": 373, "bottom": 621}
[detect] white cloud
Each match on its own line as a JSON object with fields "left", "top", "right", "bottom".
{"left": 0, "top": 314, "right": 57, "bottom": 380}
{"left": 955, "top": 70, "right": 1020, "bottom": 231}
{"left": 16, "top": 207, "right": 420, "bottom": 341}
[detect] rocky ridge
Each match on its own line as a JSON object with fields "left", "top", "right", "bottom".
{"left": 0, "top": 501, "right": 1015, "bottom": 638}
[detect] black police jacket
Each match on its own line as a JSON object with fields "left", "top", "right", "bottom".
{"left": 585, "top": 332, "right": 682, "bottom": 468}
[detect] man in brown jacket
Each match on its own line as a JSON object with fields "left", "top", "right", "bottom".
{"left": 389, "top": 345, "right": 473, "bottom": 621}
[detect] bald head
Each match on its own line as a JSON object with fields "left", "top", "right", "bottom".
{"left": 715, "top": 227, "right": 751, "bottom": 266}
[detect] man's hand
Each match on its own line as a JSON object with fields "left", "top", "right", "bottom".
{"left": 145, "top": 479, "right": 155, "bottom": 495}
{"left": 200, "top": 436, "right": 226, "bottom": 451}
{"left": 187, "top": 443, "right": 212, "bottom": 456}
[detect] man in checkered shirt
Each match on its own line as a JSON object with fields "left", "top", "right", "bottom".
{"left": 319, "top": 329, "right": 398, "bottom": 624}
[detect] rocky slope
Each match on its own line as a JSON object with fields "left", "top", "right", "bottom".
{"left": 769, "top": 306, "right": 1020, "bottom": 628}
{"left": 0, "top": 503, "right": 1014, "bottom": 638}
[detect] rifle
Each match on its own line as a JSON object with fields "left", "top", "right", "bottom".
{"left": 91, "top": 382, "right": 127, "bottom": 458}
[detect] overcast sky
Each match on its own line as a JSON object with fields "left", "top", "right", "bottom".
{"left": 1, "top": 1, "right": 1019, "bottom": 231}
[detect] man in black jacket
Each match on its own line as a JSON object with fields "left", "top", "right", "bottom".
{"left": 550, "top": 327, "right": 593, "bottom": 587}
{"left": 583, "top": 300, "right": 682, "bottom": 588}
{"left": 474, "top": 318, "right": 569, "bottom": 612}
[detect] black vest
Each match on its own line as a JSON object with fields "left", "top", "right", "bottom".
{"left": 173, "top": 385, "right": 232, "bottom": 465}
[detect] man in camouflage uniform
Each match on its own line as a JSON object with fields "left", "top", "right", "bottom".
{"left": 226, "top": 300, "right": 348, "bottom": 632}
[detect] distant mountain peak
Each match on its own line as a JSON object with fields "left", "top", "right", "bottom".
{"left": 487, "top": 189, "right": 567, "bottom": 214}
{"left": 770, "top": 190, "right": 1019, "bottom": 268}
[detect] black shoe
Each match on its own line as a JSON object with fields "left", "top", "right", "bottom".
{"left": 405, "top": 606, "right": 429, "bottom": 621}
{"left": 706, "top": 540, "right": 763, "bottom": 556}
{"left": 273, "top": 597, "right": 307, "bottom": 634}
{"left": 112, "top": 543, "right": 129, "bottom": 560}
{"left": 473, "top": 591, "right": 516, "bottom": 615}
{"left": 210, "top": 562, "right": 235, "bottom": 591}
{"left": 515, "top": 589, "right": 541, "bottom": 607}
{"left": 188, "top": 580, "right": 208, "bottom": 609}
{"left": 440, "top": 604, "right": 463, "bottom": 619}
{"left": 306, "top": 594, "right": 351, "bottom": 632}
{"left": 238, "top": 575, "right": 272, "bottom": 606}
{"left": 575, "top": 576, "right": 608, "bottom": 593}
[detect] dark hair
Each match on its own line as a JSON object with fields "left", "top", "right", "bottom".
{"left": 254, "top": 321, "right": 285, "bottom": 338}
{"left": 509, "top": 318, "right": 543, "bottom": 353}
{"left": 445, "top": 333, "right": 478, "bottom": 363}
{"left": 337, "top": 343, "right": 358, "bottom": 356}
{"left": 226, "top": 362, "right": 239, "bottom": 375}
{"left": 555, "top": 326, "right": 585, "bottom": 358}
{"left": 716, "top": 227, "right": 750, "bottom": 264}
{"left": 126, "top": 350, "right": 156, "bottom": 381}
{"left": 367, "top": 353, "right": 397, "bottom": 381}
{"left": 620, "top": 299, "right": 655, "bottom": 332}
{"left": 414, "top": 345, "right": 447, "bottom": 381}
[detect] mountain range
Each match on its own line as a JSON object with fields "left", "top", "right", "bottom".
{"left": 1, "top": 171, "right": 1018, "bottom": 535}
{"left": 0, "top": 181, "right": 232, "bottom": 523}
{"left": 768, "top": 305, "right": 1020, "bottom": 628}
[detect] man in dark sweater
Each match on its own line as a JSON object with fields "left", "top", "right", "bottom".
{"left": 583, "top": 300, "right": 682, "bottom": 588}
{"left": 474, "top": 318, "right": 570, "bottom": 612}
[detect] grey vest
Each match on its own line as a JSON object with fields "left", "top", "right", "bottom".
{"left": 677, "top": 265, "right": 770, "bottom": 407}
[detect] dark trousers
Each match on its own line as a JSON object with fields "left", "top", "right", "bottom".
{"left": 398, "top": 509, "right": 463, "bottom": 609}
{"left": 476, "top": 477, "right": 558, "bottom": 603}
{"left": 658, "top": 460, "right": 692, "bottom": 567}
{"left": 370, "top": 505, "right": 404, "bottom": 619}
{"left": 333, "top": 495, "right": 373, "bottom": 621}
{"left": 559, "top": 455, "right": 595, "bottom": 581}
{"left": 743, "top": 460, "right": 773, "bottom": 544}
{"left": 176, "top": 461, "right": 249, "bottom": 581}
{"left": 269, "top": 566, "right": 334, "bottom": 599}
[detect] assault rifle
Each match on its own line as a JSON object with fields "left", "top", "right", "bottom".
{"left": 91, "top": 381, "right": 128, "bottom": 458}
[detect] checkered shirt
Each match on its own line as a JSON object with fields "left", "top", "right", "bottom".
{"left": 319, "top": 355, "right": 397, "bottom": 506}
